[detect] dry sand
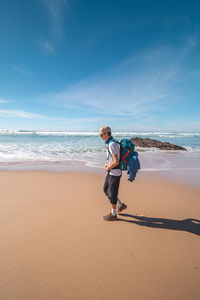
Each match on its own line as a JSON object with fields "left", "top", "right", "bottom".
{"left": 0, "top": 171, "right": 200, "bottom": 300}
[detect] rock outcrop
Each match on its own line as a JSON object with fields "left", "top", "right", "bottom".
{"left": 131, "top": 137, "right": 187, "bottom": 151}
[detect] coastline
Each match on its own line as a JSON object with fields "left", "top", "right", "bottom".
{"left": 0, "top": 170, "right": 199, "bottom": 300}
{"left": 0, "top": 157, "right": 199, "bottom": 188}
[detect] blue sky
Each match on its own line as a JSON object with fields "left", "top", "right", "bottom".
{"left": 0, "top": 0, "right": 200, "bottom": 132}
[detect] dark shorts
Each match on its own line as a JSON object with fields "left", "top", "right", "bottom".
{"left": 103, "top": 173, "right": 121, "bottom": 205}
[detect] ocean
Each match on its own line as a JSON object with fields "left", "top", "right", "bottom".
{"left": 0, "top": 130, "right": 200, "bottom": 177}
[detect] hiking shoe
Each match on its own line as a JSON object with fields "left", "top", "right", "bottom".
{"left": 117, "top": 203, "right": 127, "bottom": 213}
{"left": 103, "top": 213, "right": 118, "bottom": 221}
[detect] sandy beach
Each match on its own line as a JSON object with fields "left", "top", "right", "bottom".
{"left": 0, "top": 171, "right": 200, "bottom": 300}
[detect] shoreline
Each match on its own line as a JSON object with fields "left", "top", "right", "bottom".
{"left": 0, "top": 160, "right": 199, "bottom": 188}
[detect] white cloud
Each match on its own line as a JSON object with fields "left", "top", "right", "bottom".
{"left": 0, "top": 109, "right": 46, "bottom": 119}
{"left": 42, "top": 52, "right": 175, "bottom": 117}
{"left": 41, "top": 37, "right": 199, "bottom": 122}
{"left": 37, "top": 0, "right": 69, "bottom": 54}
{"left": 0, "top": 109, "right": 104, "bottom": 124}
{"left": 12, "top": 65, "right": 32, "bottom": 75}
{"left": 42, "top": 0, "right": 69, "bottom": 38}
{"left": 36, "top": 39, "right": 56, "bottom": 55}
{"left": 0, "top": 99, "right": 9, "bottom": 104}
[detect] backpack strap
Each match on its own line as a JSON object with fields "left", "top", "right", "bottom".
{"left": 106, "top": 139, "right": 120, "bottom": 169}
{"left": 106, "top": 138, "right": 119, "bottom": 160}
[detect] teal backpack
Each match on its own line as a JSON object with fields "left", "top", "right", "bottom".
{"left": 107, "top": 138, "right": 135, "bottom": 170}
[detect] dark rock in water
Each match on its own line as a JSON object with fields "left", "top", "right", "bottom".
{"left": 131, "top": 137, "right": 187, "bottom": 151}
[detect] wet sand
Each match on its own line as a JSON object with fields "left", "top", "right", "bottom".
{"left": 0, "top": 171, "right": 200, "bottom": 300}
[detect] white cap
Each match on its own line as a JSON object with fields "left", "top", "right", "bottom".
{"left": 98, "top": 126, "right": 111, "bottom": 135}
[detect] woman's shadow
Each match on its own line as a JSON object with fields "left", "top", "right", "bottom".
{"left": 119, "top": 214, "right": 200, "bottom": 236}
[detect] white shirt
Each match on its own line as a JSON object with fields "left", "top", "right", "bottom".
{"left": 106, "top": 141, "right": 122, "bottom": 176}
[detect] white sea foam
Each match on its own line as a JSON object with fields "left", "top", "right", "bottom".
{"left": 185, "top": 146, "right": 200, "bottom": 152}
{"left": 141, "top": 167, "right": 200, "bottom": 171}
{"left": 0, "top": 130, "right": 99, "bottom": 136}
{"left": 0, "top": 130, "right": 200, "bottom": 138}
